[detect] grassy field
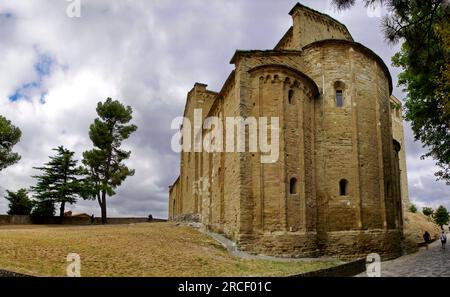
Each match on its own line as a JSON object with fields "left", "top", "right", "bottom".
{"left": 0, "top": 223, "right": 339, "bottom": 277}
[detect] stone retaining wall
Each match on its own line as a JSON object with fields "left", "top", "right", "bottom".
{"left": 291, "top": 258, "right": 366, "bottom": 277}
{"left": 0, "top": 269, "right": 32, "bottom": 277}
{"left": 0, "top": 215, "right": 166, "bottom": 225}
{"left": 0, "top": 215, "right": 32, "bottom": 225}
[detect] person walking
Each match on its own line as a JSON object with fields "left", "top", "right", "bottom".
{"left": 90, "top": 214, "right": 95, "bottom": 225}
{"left": 440, "top": 231, "right": 447, "bottom": 250}
{"left": 423, "top": 231, "right": 431, "bottom": 250}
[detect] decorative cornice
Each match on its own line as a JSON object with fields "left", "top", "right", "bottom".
{"left": 248, "top": 64, "right": 320, "bottom": 98}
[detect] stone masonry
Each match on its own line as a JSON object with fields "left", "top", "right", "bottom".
{"left": 169, "top": 3, "right": 408, "bottom": 260}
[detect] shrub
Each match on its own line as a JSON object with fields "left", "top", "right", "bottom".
{"left": 422, "top": 207, "right": 434, "bottom": 217}
{"left": 4, "top": 189, "right": 33, "bottom": 215}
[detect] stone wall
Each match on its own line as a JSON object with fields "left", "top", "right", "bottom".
{"left": 291, "top": 258, "right": 366, "bottom": 277}
{"left": 276, "top": 3, "right": 353, "bottom": 50}
{"left": 179, "top": 83, "right": 218, "bottom": 216}
{"left": 0, "top": 215, "right": 160, "bottom": 225}
{"left": 0, "top": 215, "right": 32, "bottom": 225}
{"left": 168, "top": 177, "right": 180, "bottom": 220}
{"left": 390, "top": 96, "right": 410, "bottom": 212}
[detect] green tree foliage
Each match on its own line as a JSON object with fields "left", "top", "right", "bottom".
{"left": 31, "top": 146, "right": 89, "bottom": 218}
{"left": 4, "top": 188, "right": 33, "bottom": 215}
{"left": 0, "top": 115, "right": 22, "bottom": 171}
{"left": 422, "top": 206, "right": 434, "bottom": 217}
{"left": 31, "top": 200, "right": 55, "bottom": 218}
{"left": 433, "top": 205, "right": 450, "bottom": 227}
{"left": 409, "top": 203, "right": 418, "bottom": 213}
{"left": 331, "top": 1, "right": 449, "bottom": 184}
{"left": 83, "top": 98, "right": 137, "bottom": 224}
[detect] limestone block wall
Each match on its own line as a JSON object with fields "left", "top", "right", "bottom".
{"left": 242, "top": 65, "right": 318, "bottom": 236}
{"left": 306, "top": 43, "right": 358, "bottom": 233}
{"left": 232, "top": 54, "right": 322, "bottom": 255}
{"left": 197, "top": 75, "right": 243, "bottom": 240}
{"left": 168, "top": 177, "right": 180, "bottom": 220}
{"left": 178, "top": 84, "right": 217, "bottom": 216}
{"left": 301, "top": 41, "right": 402, "bottom": 234}
{"left": 390, "top": 96, "right": 410, "bottom": 212}
{"left": 229, "top": 40, "right": 403, "bottom": 258}
{"left": 276, "top": 3, "right": 353, "bottom": 50}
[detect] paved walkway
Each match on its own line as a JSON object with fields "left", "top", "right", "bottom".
{"left": 358, "top": 235, "right": 450, "bottom": 277}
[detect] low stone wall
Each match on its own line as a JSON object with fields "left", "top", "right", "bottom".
{"left": 34, "top": 217, "right": 158, "bottom": 225}
{"left": 290, "top": 259, "right": 366, "bottom": 277}
{"left": 0, "top": 269, "right": 32, "bottom": 277}
{"left": 0, "top": 215, "right": 166, "bottom": 226}
{"left": 0, "top": 215, "right": 32, "bottom": 225}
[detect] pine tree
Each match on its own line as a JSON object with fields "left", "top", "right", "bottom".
{"left": 31, "top": 200, "right": 56, "bottom": 218}
{"left": 83, "top": 98, "right": 137, "bottom": 224}
{"left": 31, "top": 146, "right": 88, "bottom": 218}
{"left": 0, "top": 115, "right": 22, "bottom": 171}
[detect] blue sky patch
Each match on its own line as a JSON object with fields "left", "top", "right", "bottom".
{"left": 0, "top": 12, "right": 13, "bottom": 19}
{"left": 8, "top": 53, "right": 54, "bottom": 102}
{"left": 34, "top": 54, "right": 53, "bottom": 77}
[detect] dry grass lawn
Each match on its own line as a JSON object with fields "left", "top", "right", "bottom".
{"left": 0, "top": 223, "right": 339, "bottom": 277}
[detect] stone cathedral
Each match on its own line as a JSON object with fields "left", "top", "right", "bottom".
{"left": 169, "top": 3, "right": 409, "bottom": 259}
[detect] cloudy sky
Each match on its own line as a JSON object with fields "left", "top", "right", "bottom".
{"left": 0, "top": 0, "right": 448, "bottom": 219}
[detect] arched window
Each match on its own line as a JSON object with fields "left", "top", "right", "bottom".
{"left": 289, "top": 178, "right": 298, "bottom": 194}
{"left": 288, "top": 90, "right": 294, "bottom": 105}
{"left": 339, "top": 179, "right": 348, "bottom": 196}
{"left": 334, "top": 81, "right": 345, "bottom": 108}
{"left": 336, "top": 90, "right": 343, "bottom": 107}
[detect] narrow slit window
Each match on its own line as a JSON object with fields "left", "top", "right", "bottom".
{"left": 339, "top": 179, "right": 348, "bottom": 196}
{"left": 290, "top": 178, "right": 298, "bottom": 194}
{"left": 386, "top": 182, "right": 391, "bottom": 197}
{"left": 288, "top": 90, "right": 294, "bottom": 105}
{"left": 336, "top": 90, "right": 343, "bottom": 107}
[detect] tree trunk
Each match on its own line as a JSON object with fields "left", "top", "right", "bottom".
{"left": 101, "top": 191, "right": 108, "bottom": 224}
{"left": 59, "top": 201, "right": 66, "bottom": 218}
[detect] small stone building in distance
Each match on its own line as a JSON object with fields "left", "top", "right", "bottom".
{"left": 169, "top": 3, "right": 409, "bottom": 259}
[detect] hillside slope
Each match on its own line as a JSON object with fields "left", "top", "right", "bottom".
{"left": 403, "top": 212, "right": 441, "bottom": 253}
